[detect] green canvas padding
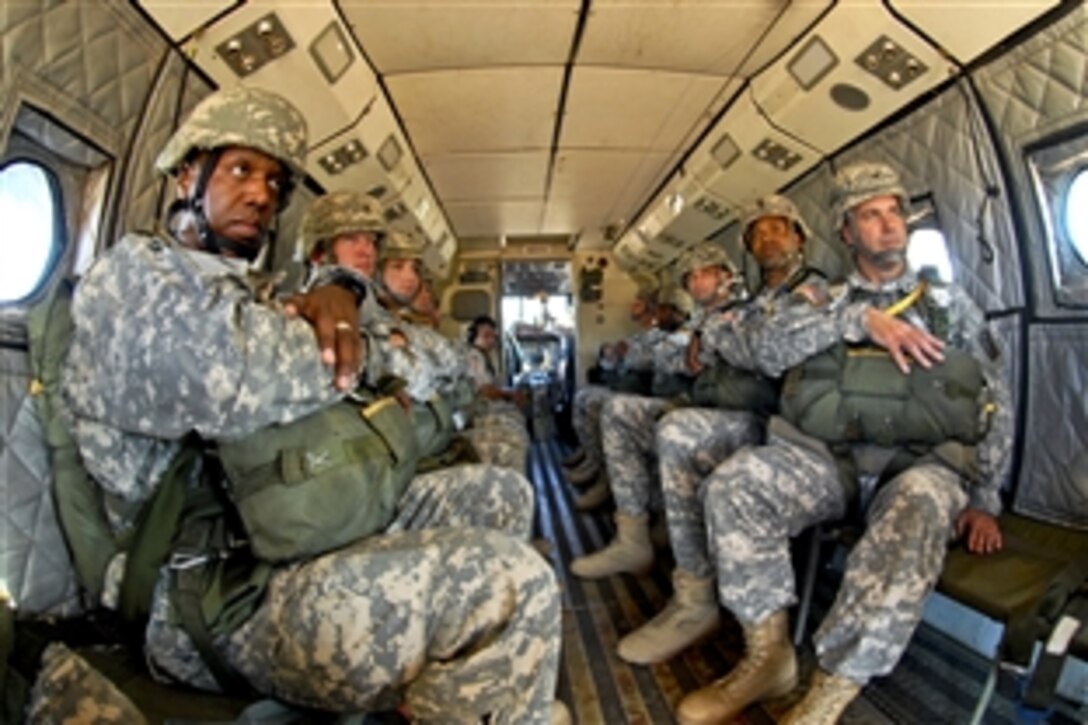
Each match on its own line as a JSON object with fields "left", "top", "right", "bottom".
{"left": 938, "top": 512, "right": 1088, "bottom": 668}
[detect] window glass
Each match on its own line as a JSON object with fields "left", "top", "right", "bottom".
{"left": 0, "top": 161, "right": 61, "bottom": 303}
{"left": 908, "top": 228, "right": 954, "bottom": 284}
{"left": 1065, "top": 167, "right": 1088, "bottom": 266}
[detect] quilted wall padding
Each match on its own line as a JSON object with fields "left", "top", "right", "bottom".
{"left": 0, "top": 348, "right": 80, "bottom": 615}
{"left": 117, "top": 53, "right": 214, "bottom": 236}
{"left": 1, "top": 0, "right": 167, "bottom": 159}
{"left": 2, "top": 0, "right": 181, "bottom": 613}
{"left": 1016, "top": 325, "right": 1088, "bottom": 528}
{"left": 973, "top": 5, "right": 1088, "bottom": 528}
{"left": 785, "top": 84, "right": 1024, "bottom": 313}
{"left": 974, "top": 4, "right": 1088, "bottom": 318}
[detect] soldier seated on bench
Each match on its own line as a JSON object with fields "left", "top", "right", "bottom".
{"left": 677, "top": 162, "right": 1013, "bottom": 725}
{"left": 56, "top": 87, "right": 567, "bottom": 724}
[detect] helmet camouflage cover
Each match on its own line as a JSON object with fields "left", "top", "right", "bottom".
{"left": 740, "top": 194, "right": 812, "bottom": 246}
{"left": 379, "top": 229, "right": 427, "bottom": 263}
{"left": 674, "top": 243, "right": 737, "bottom": 286}
{"left": 155, "top": 86, "right": 308, "bottom": 180}
{"left": 300, "top": 190, "right": 386, "bottom": 258}
{"left": 656, "top": 284, "right": 694, "bottom": 315}
{"left": 830, "top": 162, "right": 910, "bottom": 229}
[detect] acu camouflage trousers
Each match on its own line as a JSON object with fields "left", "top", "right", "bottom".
{"left": 703, "top": 435, "right": 968, "bottom": 683}
{"left": 600, "top": 393, "right": 671, "bottom": 514}
{"left": 148, "top": 464, "right": 559, "bottom": 724}
{"left": 655, "top": 408, "right": 763, "bottom": 578}
{"left": 571, "top": 385, "right": 610, "bottom": 466}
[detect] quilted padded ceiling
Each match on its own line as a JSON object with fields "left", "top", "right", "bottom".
{"left": 342, "top": 0, "right": 830, "bottom": 247}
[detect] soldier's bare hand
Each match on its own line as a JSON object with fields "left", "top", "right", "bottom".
{"left": 864, "top": 307, "right": 944, "bottom": 374}
{"left": 283, "top": 286, "right": 362, "bottom": 390}
{"left": 686, "top": 334, "right": 704, "bottom": 375}
{"left": 955, "top": 509, "right": 1003, "bottom": 555}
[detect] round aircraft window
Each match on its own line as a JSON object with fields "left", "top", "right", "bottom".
{"left": 0, "top": 160, "right": 62, "bottom": 303}
{"left": 1065, "top": 167, "right": 1088, "bottom": 266}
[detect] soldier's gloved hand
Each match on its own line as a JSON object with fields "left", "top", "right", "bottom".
{"left": 283, "top": 285, "right": 363, "bottom": 391}
{"left": 864, "top": 307, "right": 944, "bottom": 374}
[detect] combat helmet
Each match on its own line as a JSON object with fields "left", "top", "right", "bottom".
{"left": 156, "top": 87, "right": 308, "bottom": 260}
{"left": 156, "top": 86, "right": 308, "bottom": 181}
{"left": 674, "top": 243, "right": 737, "bottom": 287}
{"left": 379, "top": 229, "right": 427, "bottom": 263}
{"left": 656, "top": 284, "right": 694, "bottom": 316}
{"left": 740, "top": 194, "right": 812, "bottom": 247}
{"left": 830, "top": 162, "right": 910, "bottom": 229}
{"left": 300, "top": 190, "right": 386, "bottom": 259}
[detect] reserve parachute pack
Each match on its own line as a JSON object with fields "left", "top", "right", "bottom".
{"left": 780, "top": 275, "right": 992, "bottom": 448}
{"left": 609, "top": 368, "right": 654, "bottom": 395}
{"left": 651, "top": 372, "right": 693, "bottom": 399}
{"left": 691, "top": 363, "right": 780, "bottom": 416}
{"left": 217, "top": 394, "right": 419, "bottom": 562}
{"left": 27, "top": 278, "right": 424, "bottom": 694}
{"left": 779, "top": 343, "right": 989, "bottom": 447}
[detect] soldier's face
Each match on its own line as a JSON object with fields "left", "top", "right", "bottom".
{"left": 331, "top": 232, "right": 378, "bottom": 279}
{"left": 382, "top": 258, "right": 421, "bottom": 301}
{"left": 475, "top": 323, "right": 498, "bottom": 350}
{"left": 180, "top": 147, "right": 285, "bottom": 254}
{"left": 686, "top": 265, "right": 728, "bottom": 305}
{"left": 844, "top": 195, "right": 908, "bottom": 275}
{"left": 748, "top": 216, "right": 802, "bottom": 272}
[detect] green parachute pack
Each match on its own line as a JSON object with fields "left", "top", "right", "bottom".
{"left": 779, "top": 343, "right": 989, "bottom": 447}
{"left": 27, "top": 278, "right": 425, "bottom": 694}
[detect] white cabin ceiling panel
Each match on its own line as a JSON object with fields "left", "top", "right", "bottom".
{"left": 424, "top": 152, "right": 549, "bottom": 202}
{"left": 139, "top": 0, "right": 235, "bottom": 41}
{"left": 181, "top": 5, "right": 379, "bottom": 148}
{"left": 580, "top": 0, "right": 794, "bottom": 75}
{"left": 735, "top": 1, "right": 835, "bottom": 77}
{"left": 548, "top": 149, "right": 671, "bottom": 223}
{"left": 690, "top": 92, "right": 821, "bottom": 206}
{"left": 561, "top": 67, "right": 738, "bottom": 152}
{"left": 446, "top": 199, "right": 545, "bottom": 237}
{"left": 750, "top": 2, "right": 950, "bottom": 155}
{"left": 340, "top": 0, "right": 578, "bottom": 73}
{"left": 387, "top": 68, "right": 563, "bottom": 154}
{"left": 889, "top": 0, "right": 1059, "bottom": 65}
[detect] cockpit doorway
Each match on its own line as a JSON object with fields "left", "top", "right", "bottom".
{"left": 500, "top": 261, "right": 576, "bottom": 441}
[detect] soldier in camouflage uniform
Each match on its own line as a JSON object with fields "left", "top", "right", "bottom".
{"left": 677, "top": 163, "right": 1012, "bottom": 725}
{"left": 568, "top": 282, "right": 695, "bottom": 571}
{"left": 26, "top": 644, "right": 146, "bottom": 724}
{"left": 616, "top": 197, "right": 831, "bottom": 666}
{"left": 59, "top": 88, "right": 566, "bottom": 724}
{"left": 302, "top": 195, "right": 527, "bottom": 472}
{"left": 563, "top": 288, "right": 658, "bottom": 483}
{"left": 463, "top": 315, "right": 532, "bottom": 462}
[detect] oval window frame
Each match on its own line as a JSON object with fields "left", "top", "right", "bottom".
{"left": 1063, "top": 165, "right": 1088, "bottom": 268}
{"left": 0, "top": 158, "right": 65, "bottom": 305}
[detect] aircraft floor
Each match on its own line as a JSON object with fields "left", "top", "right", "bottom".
{"left": 530, "top": 439, "right": 1083, "bottom": 725}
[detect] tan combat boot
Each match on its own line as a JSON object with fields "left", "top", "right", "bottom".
{"left": 777, "top": 669, "right": 862, "bottom": 725}
{"left": 566, "top": 457, "right": 601, "bottom": 486}
{"left": 551, "top": 700, "right": 572, "bottom": 725}
{"left": 617, "top": 570, "right": 721, "bottom": 664}
{"left": 570, "top": 512, "right": 653, "bottom": 578}
{"left": 676, "top": 610, "right": 797, "bottom": 725}
{"left": 573, "top": 474, "right": 612, "bottom": 510}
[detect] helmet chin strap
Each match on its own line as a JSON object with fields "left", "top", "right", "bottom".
{"left": 165, "top": 148, "right": 271, "bottom": 263}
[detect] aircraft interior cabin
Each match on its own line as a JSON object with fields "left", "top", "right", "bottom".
{"left": 2, "top": 1, "right": 1087, "bottom": 723}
